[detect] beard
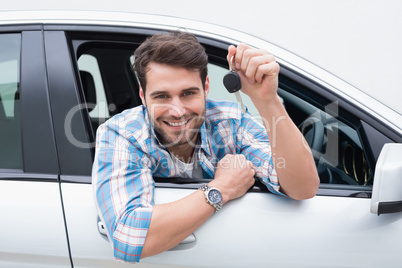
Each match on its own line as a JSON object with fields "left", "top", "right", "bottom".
{"left": 150, "top": 109, "right": 206, "bottom": 149}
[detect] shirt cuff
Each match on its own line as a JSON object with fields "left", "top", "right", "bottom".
{"left": 112, "top": 206, "right": 153, "bottom": 263}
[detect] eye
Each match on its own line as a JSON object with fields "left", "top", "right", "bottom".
{"left": 154, "top": 94, "right": 168, "bottom": 99}
{"left": 183, "top": 91, "right": 196, "bottom": 97}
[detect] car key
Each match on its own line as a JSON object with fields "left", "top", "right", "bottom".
{"left": 223, "top": 55, "right": 245, "bottom": 112}
{"left": 223, "top": 56, "right": 242, "bottom": 93}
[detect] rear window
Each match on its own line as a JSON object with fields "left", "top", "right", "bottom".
{"left": 0, "top": 33, "right": 23, "bottom": 169}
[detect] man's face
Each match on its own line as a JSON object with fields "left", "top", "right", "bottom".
{"left": 140, "top": 62, "right": 209, "bottom": 149}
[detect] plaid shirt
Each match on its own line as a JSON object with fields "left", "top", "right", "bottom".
{"left": 92, "top": 99, "right": 284, "bottom": 263}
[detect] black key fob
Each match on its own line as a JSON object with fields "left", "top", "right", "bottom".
{"left": 223, "top": 69, "right": 242, "bottom": 93}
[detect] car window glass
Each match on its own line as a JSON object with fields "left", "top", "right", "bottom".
{"left": 0, "top": 33, "right": 23, "bottom": 170}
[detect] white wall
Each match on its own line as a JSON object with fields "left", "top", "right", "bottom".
{"left": 1, "top": 0, "right": 401, "bottom": 114}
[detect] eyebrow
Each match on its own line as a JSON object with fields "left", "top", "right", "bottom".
{"left": 149, "top": 87, "right": 201, "bottom": 97}
{"left": 149, "top": 90, "right": 169, "bottom": 98}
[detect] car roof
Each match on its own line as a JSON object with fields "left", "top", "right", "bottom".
{"left": 0, "top": 6, "right": 401, "bottom": 133}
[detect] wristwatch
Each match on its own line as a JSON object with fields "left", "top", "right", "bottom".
{"left": 200, "top": 184, "right": 223, "bottom": 212}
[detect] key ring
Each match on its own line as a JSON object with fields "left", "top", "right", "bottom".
{"left": 223, "top": 54, "right": 245, "bottom": 112}
{"left": 223, "top": 56, "right": 241, "bottom": 93}
{"left": 229, "top": 55, "right": 235, "bottom": 70}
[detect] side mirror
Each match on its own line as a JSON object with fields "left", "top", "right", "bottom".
{"left": 371, "top": 143, "right": 402, "bottom": 215}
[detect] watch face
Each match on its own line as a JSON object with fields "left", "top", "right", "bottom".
{"left": 208, "top": 189, "right": 222, "bottom": 204}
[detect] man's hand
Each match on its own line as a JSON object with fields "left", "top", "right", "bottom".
{"left": 227, "top": 44, "right": 319, "bottom": 200}
{"left": 227, "top": 44, "right": 280, "bottom": 104}
{"left": 209, "top": 154, "right": 256, "bottom": 204}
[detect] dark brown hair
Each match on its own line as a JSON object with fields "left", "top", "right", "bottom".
{"left": 133, "top": 31, "right": 208, "bottom": 92}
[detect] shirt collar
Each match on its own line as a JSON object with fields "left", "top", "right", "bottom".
{"left": 199, "top": 120, "right": 211, "bottom": 157}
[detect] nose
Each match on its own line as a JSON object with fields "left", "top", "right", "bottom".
{"left": 167, "top": 97, "right": 186, "bottom": 118}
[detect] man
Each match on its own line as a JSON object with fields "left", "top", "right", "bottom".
{"left": 92, "top": 31, "right": 319, "bottom": 263}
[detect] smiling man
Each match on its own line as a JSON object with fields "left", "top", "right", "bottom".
{"left": 92, "top": 31, "right": 319, "bottom": 263}
{"left": 141, "top": 62, "right": 207, "bottom": 161}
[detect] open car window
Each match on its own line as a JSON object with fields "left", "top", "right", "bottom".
{"left": 72, "top": 34, "right": 374, "bottom": 195}
{"left": 207, "top": 63, "right": 374, "bottom": 191}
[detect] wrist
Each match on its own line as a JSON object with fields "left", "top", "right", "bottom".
{"left": 252, "top": 94, "right": 281, "bottom": 109}
{"left": 200, "top": 184, "right": 223, "bottom": 212}
{"left": 207, "top": 182, "right": 229, "bottom": 205}
{"left": 253, "top": 95, "right": 287, "bottom": 120}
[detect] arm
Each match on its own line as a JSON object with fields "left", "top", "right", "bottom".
{"left": 141, "top": 154, "right": 255, "bottom": 258}
{"left": 227, "top": 44, "right": 320, "bottom": 200}
{"left": 93, "top": 121, "right": 255, "bottom": 262}
{"left": 92, "top": 123, "right": 155, "bottom": 263}
{"left": 140, "top": 190, "right": 213, "bottom": 258}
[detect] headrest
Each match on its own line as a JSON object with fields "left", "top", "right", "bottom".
{"left": 0, "top": 95, "right": 5, "bottom": 119}
{"left": 80, "top": 71, "right": 97, "bottom": 112}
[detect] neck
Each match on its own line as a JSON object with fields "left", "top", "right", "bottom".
{"left": 168, "top": 143, "right": 195, "bottom": 163}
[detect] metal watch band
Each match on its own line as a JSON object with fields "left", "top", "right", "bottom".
{"left": 200, "top": 183, "right": 211, "bottom": 192}
{"left": 200, "top": 184, "right": 222, "bottom": 212}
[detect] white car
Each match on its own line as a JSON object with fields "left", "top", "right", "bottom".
{"left": 0, "top": 10, "right": 401, "bottom": 268}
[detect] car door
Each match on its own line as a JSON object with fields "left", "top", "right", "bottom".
{"left": 47, "top": 24, "right": 402, "bottom": 268}
{"left": 0, "top": 28, "right": 71, "bottom": 267}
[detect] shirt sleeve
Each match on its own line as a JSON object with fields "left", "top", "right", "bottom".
{"left": 238, "top": 112, "right": 287, "bottom": 197}
{"left": 92, "top": 122, "right": 155, "bottom": 263}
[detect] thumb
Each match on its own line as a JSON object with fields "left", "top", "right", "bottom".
{"left": 227, "top": 45, "right": 237, "bottom": 69}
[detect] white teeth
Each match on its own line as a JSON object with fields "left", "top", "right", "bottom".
{"left": 167, "top": 119, "right": 189, "bottom": 127}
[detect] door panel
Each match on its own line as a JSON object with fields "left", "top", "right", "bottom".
{"left": 61, "top": 181, "right": 402, "bottom": 267}
{"left": 61, "top": 182, "right": 184, "bottom": 268}
{"left": 152, "top": 190, "right": 400, "bottom": 268}
{"left": 0, "top": 181, "right": 70, "bottom": 267}
{"left": 0, "top": 29, "right": 70, "bottom": 267}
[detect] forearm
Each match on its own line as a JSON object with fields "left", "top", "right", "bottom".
{"left": 141, "top": 153, "right": 256, "bottom": 259}
{"left": 141, "top": 189, "right": 214, "bottom": 258}
{"left": 254, "top": 95, "right": 319, "bottom": 200}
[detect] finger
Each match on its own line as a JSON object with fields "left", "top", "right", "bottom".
{"left": 218, "top": 154, "right": 232, "bottom": 169}
{"left": 225, "top": 153, "right": 234, "bottom": 159}
{"left": 234, "top": 43, "right": 250, "bottom": 70}
{"left": 241, "top": 47, "right": 270, "bottom": 75}
{"left": 227, "top": 45, "right": 237, "bottom": 68}
{"left": 244, "top": 54, "right": 274, "bottom": 83}
{"left": 255, "top": 61, "right": 280, "bottom": 84}
{"left": 235, "top": 154, "right": 247, "bottom": 162}
{"left": 245, "top": 160, "right": 252, "bottom": 169}
{"left": 249, "top": 168, "right": 256, "bottom": 178}
{"left": 246, "top": 161, "right": 256, "bottom": 181}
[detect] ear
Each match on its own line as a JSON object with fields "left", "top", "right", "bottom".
{"left": 204, "top": 76, "right": 210, "bottom": 97}
{"left": 139, "top": 86, "right": 146, "bottom": 106}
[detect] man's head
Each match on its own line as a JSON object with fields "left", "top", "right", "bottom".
{"left": 133, "top": 31, "right": 209, "bottom": 152}
{"left": 133, "top": 31, "right": 208, "bottom": 93}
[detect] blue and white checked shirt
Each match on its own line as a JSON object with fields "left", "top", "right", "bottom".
{"left": 92, "top": 99, "right": 284, "bottom": 263}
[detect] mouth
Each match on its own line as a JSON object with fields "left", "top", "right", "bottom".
{"left": 163, "top": 117, "right": 193, "bottom": 128}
